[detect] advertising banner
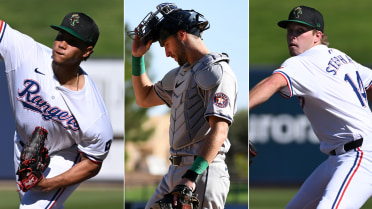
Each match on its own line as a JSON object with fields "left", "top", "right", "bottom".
{"left": 249, "top": 67, "right": 327, "bottom": 185}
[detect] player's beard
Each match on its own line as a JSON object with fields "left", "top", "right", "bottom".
{"left": 176, "top": 53, "right": 187, "bottom": 66}
{"left": 172, "top": 36, "right": 188, "bottom": 66}
{"left": 173, "top": 45, "right": 187, "bottom": 66}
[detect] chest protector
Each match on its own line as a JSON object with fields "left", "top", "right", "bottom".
{"left": 162, "top": 52, "right": 229, "bottom": 150}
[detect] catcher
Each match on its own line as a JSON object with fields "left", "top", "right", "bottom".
{"left": 128, "top": 3, "right": 238, "bottom": 209}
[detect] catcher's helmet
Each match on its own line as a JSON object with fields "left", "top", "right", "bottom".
{"left": 127, "top": 3, "right": 209, "bottom": 46}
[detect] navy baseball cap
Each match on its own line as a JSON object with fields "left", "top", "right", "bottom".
{"left": 278, "top": 6, "right": 324, "bottom": 32}
{"left": 158, "top": 9, "right": 209, "bottom": 46}
{"left": 51, "top": 12, "right": 100, "bottom": 47}
{"left": 157, "top": 3, "right": 209, "bottom": 46}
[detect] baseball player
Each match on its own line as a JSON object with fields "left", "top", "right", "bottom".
{"left": 0, "top": 12, "right": 113, "bottom": 208}
{"left": 250, "top": 5, "right": 372, "bottom": 208}
{"left": 128, "top": 3, "right": 238, "bottom": 209}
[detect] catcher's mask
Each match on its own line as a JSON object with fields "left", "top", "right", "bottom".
{"left": 127, "top": 3, "right": 209, "bottom": 46}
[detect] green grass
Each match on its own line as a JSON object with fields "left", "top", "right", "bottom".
{"left": 125, "top": 185, "right": 157, "bottom": 202}
{"left": 250, "top": 187, "right": 372, "bottom": 209}
{"left": 0, "top": 182, "right": 123, "bottom": 209}
{"left": 65, "top": 190, "right": 123, "bottom": 209}
{"left": 250, "top": 0, "right": 372, "bottom": 65}
{"left": 125, "top": 183, "right": 248, "bottom": 204}
{"left": 0, "top": 0, "right": 123, "bottom": 58}
{"left": 0, "top": 190, "right": 19, "bottom": 208}
{"left": 249, "top": 187, "right": 297, "bottom": 209}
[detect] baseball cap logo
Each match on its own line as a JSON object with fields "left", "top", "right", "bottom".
{"left": 293, "top": 7, "right": 302, "bottom": 18}
{"left": 70, "top": 14, "right": 80, "bottom": 26}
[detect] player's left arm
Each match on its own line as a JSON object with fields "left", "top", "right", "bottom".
{"left": 249, "top": 73, "right": 288, "bottom": 110}
{"left": 34, "top": 153, "right": 101, "bottom": 192}
{"left": 199, "top": 116, "right": 229, "bottom": 163}
{"left": 178, "top": 116, "right": 229, "bottom": 191}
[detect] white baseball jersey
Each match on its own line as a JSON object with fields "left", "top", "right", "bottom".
{"left": 274, "top": 44, "right": 372, "bottom": 155}
{"left": 275, "top": 44, "right": 372, "bottom": 208}
{"left": 0, "top": 20, "right": 113, "bottom": 162}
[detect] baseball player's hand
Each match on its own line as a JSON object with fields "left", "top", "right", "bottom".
{"left": 16, "top": 127, "right": 50, "bottom": 192}
{"left": 131, "top": 27, "right": 152, "bottom": 57}
{"left": 249, "top": 140, "right": 258, "bottom": 166}
{"left": 151, "top": 184, "right": 199, "bottom": 209}
{"left": 32, "top": 177, "right": 49, "bottom": 191}
{"left": 173, "top": 178, "right": 196, "bottom": 206}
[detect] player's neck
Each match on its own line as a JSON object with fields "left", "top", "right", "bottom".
{"left": 52, "top": 62, "right": 84, "bottom": 91}
{"left": 187, "top": 41, "right": 210, "bottom": 65}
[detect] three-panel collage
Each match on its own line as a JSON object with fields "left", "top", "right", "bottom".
{"left": 1, "top": 0, "right": 372, "bottom": 208}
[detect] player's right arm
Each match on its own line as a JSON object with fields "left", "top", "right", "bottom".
{"left": 35, "top": 154, "right": 101, "bottom": 191}
{"left": 249, "top": 73, "right": 287, "bottom": 110}
{"left": 131, "top": 38, "right": 164, "bottom": 108}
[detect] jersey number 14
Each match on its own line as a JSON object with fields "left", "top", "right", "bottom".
{"left": 344, "top": 71, "right": 367, "bottom": 107}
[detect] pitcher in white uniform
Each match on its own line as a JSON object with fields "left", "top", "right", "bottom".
{"left": 250, "top": 5, "right": 372, "bottom": 209}
{"left": 128, "top": 3, "right": 238, "bottom": 209}
{"left": 0, "top": 12, "right": 113, "bottom": 208}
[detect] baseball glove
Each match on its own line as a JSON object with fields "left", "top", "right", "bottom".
{"left": 151, "top": 184, "right": 199, "bottom": 209}
{"left": 249, "top": 140, "right": 258, "bottom": 166}
{"left": 16, "top": 127, "right": 50, "bottom": 192}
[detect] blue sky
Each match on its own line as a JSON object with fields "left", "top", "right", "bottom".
{"left": 125, "top": 1, "right": 248, "bottom": 115}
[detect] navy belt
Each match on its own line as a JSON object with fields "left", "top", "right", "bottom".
{"left": 169, "top": 155, "right": 196, "bottom": 166}
{"left": 330, "top": 138, "right": 363, "bottom": 155}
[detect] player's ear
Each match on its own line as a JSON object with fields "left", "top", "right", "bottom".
{"left": 82, "top": 46, "right": 94, "bottom": 59}
{"left": 177, "top": 29, "right": 187, "bottom": 40}
{"left": 314, "top": 30, "right": 323, "bottom": 44}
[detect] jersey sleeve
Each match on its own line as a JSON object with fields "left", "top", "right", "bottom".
{"left": 204, "top": 62, "right": 238, "bottom": 125}
{"left": 273, "top": 57, "right": 306, "bottom": 98}
{"left": 0, "top": 20, "right": 39, "bottom": 72}
{"left": 154, "top": 67, "right": 180, "bottom": 107}
{"left": 77, "top": 112, "right": 113, "bottom": 163}
{"left": 273, "top": 70, "right": 293, "bottom": 99}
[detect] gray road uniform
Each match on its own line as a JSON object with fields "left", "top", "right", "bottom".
{"left": 145, "top": 52, "right": 238, "bottom": 209}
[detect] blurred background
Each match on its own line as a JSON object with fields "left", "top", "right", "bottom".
{"left": 124, "top": 1, "right": 249, "bottom": 208}
{"left": 0, "top": 1, "right": 124, "bottom": 208}
{"left": 249, "top": 0, "right": 372, "bottom": 208}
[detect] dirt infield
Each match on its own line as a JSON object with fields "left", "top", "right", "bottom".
{"left": 0, "top": 180, "right": 16, "bottom": 191}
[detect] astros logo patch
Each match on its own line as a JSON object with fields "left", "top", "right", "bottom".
{"left": 213, "top": 93, "right": 229, "bottom": 108}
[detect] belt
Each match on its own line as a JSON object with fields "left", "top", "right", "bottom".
{"left": 169, "top": 155, "right": 196, "bottom": 166}
{"left": 330, "top": 138, "right": 363, "bottom": 155}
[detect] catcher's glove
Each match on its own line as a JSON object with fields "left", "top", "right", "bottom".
{"left": 151, "top": 184, "right": 199, "bottom": 209}
{"left": 16, "top": 127, "right": 50, "bottom": 192}
{"left": 249, "top": 140, "right": 258, "bottom": 166}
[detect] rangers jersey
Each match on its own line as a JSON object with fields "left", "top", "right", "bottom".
{"left": 274, "top": 44, "right": 372, "bottom": 154}
{"left": 0, "top": 21, "right": 113, "bottom": 162}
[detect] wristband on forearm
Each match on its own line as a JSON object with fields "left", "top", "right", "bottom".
{"left": 182, "top": 169, "right": 199, "bottom": 182}
{"left": 182, "top": 156, "right": 209, "bottom": 182}
{"left": 132, "top": 55, "right": 146, "bottom": 76}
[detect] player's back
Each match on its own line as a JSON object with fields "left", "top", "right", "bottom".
{"left": 275, "top": 44, "right": 372, "bottom": 154}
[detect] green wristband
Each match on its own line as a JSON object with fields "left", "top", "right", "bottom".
{"left": 190, "top": 156, "right": 209, "bottom": 175}
{"left": 132, "top": 55, "right": 146, "bottom": 76}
